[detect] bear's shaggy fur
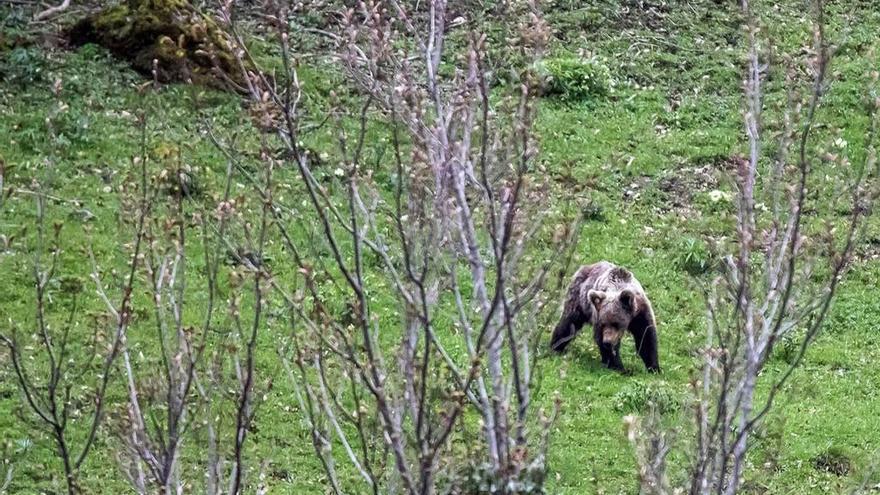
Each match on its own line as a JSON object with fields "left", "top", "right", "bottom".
{"left": 550, "top": 261, "right": 659, "bottom": 373}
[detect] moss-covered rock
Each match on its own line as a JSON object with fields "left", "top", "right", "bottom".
{"left": 68, "top": 0, "right": 247, "bottom": 90}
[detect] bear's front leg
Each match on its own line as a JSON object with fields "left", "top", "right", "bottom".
{"left": 604, "top": 343, "right": 626, "bottom": 371}
{"left": 594, "top": 331, "right": 626, "bottom": 372}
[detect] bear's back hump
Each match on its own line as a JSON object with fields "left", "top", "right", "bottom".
{"left": 592, "top": 262, "right": 643, "bottom": 293}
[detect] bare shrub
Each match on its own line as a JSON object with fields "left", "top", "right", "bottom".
{"left": 627, "top": 1, "right": 880, "bottom": 494}
{"left": 0, "top": 128, "right": 150, "bottom": 495}
{"left": 106, "top": 131, "right": 247, "bottom": 493}
{"left": 6, "top": 0, "right": 578, "bottom": 490}
{"left": 203, "top": 0, "right": 581, "bottom": 492}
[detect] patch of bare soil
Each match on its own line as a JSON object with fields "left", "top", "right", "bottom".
{"left": 657, "top": 164, "right": 718, "bottom": 204}
{"left": 657, "top": 156, "right": 741, "bottom": 214}
{"left": 853, "top": 236, "right": 880, "bottom": 264}
{"left": 812, "top": 449, "right": 852, "bottom": 476}
{"left": 611, "top": 0, "right": 671, "bottom": 31}
{"left": 622, "top": 155, "right": 739, "bottom": 217}
{"left": 623, "top": 174, "right": 652, "bottom": 202}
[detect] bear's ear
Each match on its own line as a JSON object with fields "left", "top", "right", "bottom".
{"left": 588, "top": 290, "right": 606, "bottom": 310}
{"left": 619, "top": 289, "right": 637, "bottom": 313}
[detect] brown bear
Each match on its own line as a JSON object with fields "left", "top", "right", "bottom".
{"left": 550, "top": 261, "right": 659, "bottom": 373}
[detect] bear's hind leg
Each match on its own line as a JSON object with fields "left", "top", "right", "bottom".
{"left": 550, "top": 270, "right": 592, "bottom": 352}
{"left": 550, "top": 311, "right": 587, "bottom": 352}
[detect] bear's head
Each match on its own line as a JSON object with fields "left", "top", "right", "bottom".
{"left": 588, "top": 289, "right": 641, "bottom": 345}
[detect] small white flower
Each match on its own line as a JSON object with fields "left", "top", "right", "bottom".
{"left": 334, "top": 168, "right": 345, "bottom": 177}
{"left": 708, "top": 190, "right": 732, "bottom": 202}
{"left": 834, "top": 137, "right": 848, "bottom": 148}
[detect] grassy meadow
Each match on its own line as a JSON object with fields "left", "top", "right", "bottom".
{"left": 2, "top": 0, "right": 880, "bottom": 493}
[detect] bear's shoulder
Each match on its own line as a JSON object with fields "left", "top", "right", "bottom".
{"left": 598, "top": 263, "right": 648, "bottom": 296}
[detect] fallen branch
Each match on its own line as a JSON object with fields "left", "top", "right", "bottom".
{"left": 33, "top": 0, "right": 71, "bottom": 21}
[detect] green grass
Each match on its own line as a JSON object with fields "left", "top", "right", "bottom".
{"left": 2, "top": 0, "right": 880, "bottom": 493}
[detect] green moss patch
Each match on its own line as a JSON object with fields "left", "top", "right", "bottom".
{"left": 67, "top": 0, "right": 247, "bottom": 90}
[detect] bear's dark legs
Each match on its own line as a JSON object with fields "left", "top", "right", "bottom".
{"left": 598, "top": 343, "right": 625, "bottom": 371}
{"left": 550, "top": 311, "right": 587, "bottom": 352}
{"left": 550, "top": 266, "right": 596, "bottom": 353}
{"left": 593, "top": 326, "right": 625, "bottom": 371}
{"left": 631, "top": 325, "right": 660, "bottom": 373}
